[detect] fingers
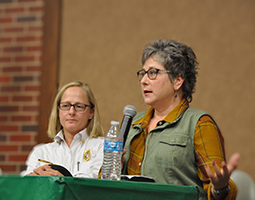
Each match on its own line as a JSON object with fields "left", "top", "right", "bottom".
{"left": 228, "top": 152, "right": 240, "bottom": 166}
{"left": 122, "top": 148, "right": 127, "bottom": 156}
{"left": 33, "top": 165, "right": 59, "bottom": 176}
{"left": 204, "top": 153, "right": 240, "bottom": 191}
{"left": 206, "top": 161, "right": 229, "bottom": 189}
{"left": 221, "top": 161, "right": 229, "bottom": 177}
{"left": 212, "top": 160, "right": 222, "bottom": 177}
{"left": 205, "top": 164, "right": 214, "bottom": 178}
{"left": 33, "top": 164, "right": 49, "bottom": 175}
{"left": 53, "top": 170, "right": 64, "bottom": 176}
{"left": 227, "top": 152, "right": 240, "bottom": 173}
{"left": 28, "top": 172, "right": 38, "bottom": 176}
{"left": 206, "top": 160, "right": 224, "bottom": 179}
{"left": 121, "top": 148, "right": 127, "bottom": 170}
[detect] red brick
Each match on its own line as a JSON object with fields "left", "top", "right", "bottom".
{"left": 29, "top": 6, "right": 43, "bottom": 12}
{"left": 34, "top": 134, "right": 38, "bottom": 142}
{"left": 26, "top": 66, "right": 40, "bottom": 72}
{"left": 12, "top": 96, "right": 33, "bottom": 102}
{"left": 0, "top": 125, "right": 19, "bottom": 131}
{"left": 9, "top": 154, "right": 28, "bottom": 162}
{"left": 13, "top": 76, "right": 34, "bottom": 82}
{"left": 0, "top": 135, "right": 7, "bottom": 142}
{"left": 5, "top": 7, "right": 25, "bottom": 13}
{"left": 17, "top": 16, "right": 36, "bottom": 22}
{"left": 0, "top": 165, "right": 16, "bottom": 172}
{"left": 15, "top": 56, "right": 35, "bottom": 62}
{"left": 2, "top": 66, "right": 22, "bottom": 72}
{"left": 1, "top": 86, "right": 21, "bottom": 92}
{"left": 0, "top": 37, "right": 12, "bottom": 43}
{"left": 0, "top": 116, "right": 8, "bottom": 122}
{"left": 0, "top": 155, "right": 5, "bottom": 161}
{"left": 0, "top": 57, "right": 11, "bottom": 62}
{"left": 22, "top": 125, "right": 37, "bottom": 132}
{"left": 24, "top": 85, "right": 39, "bottom": 91}
{"left": 10, "top": 135, "right": 31, "bottom": 142}
{"left": 0, "top": 0, "right": 45, "bottom": 175}
{"left": 21, "top": 144, "right": 34, "bottom": 152}
{"left": 11, "top": 116, "right": 32, "bottom": 122}
{"left": 0, "top": 17, "right": 12, "bottom": 23}
{"left": 23, "top": 106, "right": 39, "bottom": 112}
{"left": 35, "top": 96, "right": 40, "bottom": 101}
{"left": 3, "top": 46, "right": 23, "bottom": 52}
{"left": 28, "top": 26, "right": 42, "bottom": 32}
{"left": 0, "top": 76, "right": 11, "bottom": 82}
{"left": 0, "top": 106, "right": 19, "bottom": 112}
{"left": 0, "top": 96, "right": 9, "bottom": 102}
{"left": 37, "top": 35, "right": 43, "bottom": 41}
{"left": 26, "top": 46, "right": 41, "bottom": 51}
{"left": 0, "top": 145, "right": 18, "bottom": 152}
{"left": 5, "top": 27, "right": 24, "bottom": 32}
{"left": 16, "top": 36, "right": 36, "bottom": 42}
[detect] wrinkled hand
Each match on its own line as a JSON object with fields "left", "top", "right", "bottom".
{"left": 205, "top": 152, "right": 240, "bottom": 189}
{"left": 29, "top": 164, "right": 64, "bottom": 176}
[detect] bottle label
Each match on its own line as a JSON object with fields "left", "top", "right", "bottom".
{"left": 104, "top": 140, "right": 123, "bottom": 152}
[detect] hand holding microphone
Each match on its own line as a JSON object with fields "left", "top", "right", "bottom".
{"left": 101, "top": 105, "right": 136, "bottom": 179}
{"left": 118, "top": 105, "right": 137, "bottom": 147}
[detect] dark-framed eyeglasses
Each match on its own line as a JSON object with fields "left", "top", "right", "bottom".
{"left": 58, "top": 102, "right": 92, "bottom": 112}
{"left": 137, "top": 68, "right": 172, "bottom": 81}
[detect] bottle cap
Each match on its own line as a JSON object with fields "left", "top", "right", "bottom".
{"left": 111, "top": 121, "right": 119, "bottom": 126}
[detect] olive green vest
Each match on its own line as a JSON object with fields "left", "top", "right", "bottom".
{"left": 124, "top": 107, "right": 210, "bottom": 200}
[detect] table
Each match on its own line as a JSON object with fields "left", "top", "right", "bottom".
{"left": 0, "top": 175, "right": 199, "bottom": 200}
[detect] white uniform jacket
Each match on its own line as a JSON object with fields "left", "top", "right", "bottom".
{"left": 22, "top": 128, "right": 104, "bottom": 178}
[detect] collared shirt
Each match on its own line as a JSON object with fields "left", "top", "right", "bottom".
{"left": 127, "top": 99, "right": 236, "bottom": 200}
{"left": 22, "top": 128, "right": 104, "bottom": 178}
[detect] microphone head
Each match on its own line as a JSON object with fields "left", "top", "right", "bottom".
{"left": 123, "top": 105, "right": 137, "bottom": 117}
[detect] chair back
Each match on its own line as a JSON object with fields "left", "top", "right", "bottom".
{"left": 231, "top": 169, "right": 255, "bottom": 200}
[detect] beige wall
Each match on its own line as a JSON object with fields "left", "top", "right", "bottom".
{"left": 59, "top": 0, "right": 255, "bottom": 179}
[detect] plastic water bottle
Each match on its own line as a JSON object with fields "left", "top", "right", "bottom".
{"left": 101, "top": 121, "right": 123, "bottom": 180}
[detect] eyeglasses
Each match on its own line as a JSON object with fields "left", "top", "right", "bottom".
{"left": 137, "top": 68, "right": 172, "bottom": 81}
{"left": 58, "top": 102, "right": 92, "bottom": 112}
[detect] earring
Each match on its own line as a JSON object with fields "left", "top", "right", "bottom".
{"left": 174, "top": 91, "right": 177, "bottom": 99}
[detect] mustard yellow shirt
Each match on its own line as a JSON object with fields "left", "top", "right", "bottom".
{"left": 127, "top": 99, "right": 237, "bottom": 199}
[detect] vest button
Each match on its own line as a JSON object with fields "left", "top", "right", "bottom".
{"left": 158, "top": 121, "right": 164, "bottom": 126}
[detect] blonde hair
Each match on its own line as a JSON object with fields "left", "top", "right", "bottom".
{"left": 47, "top": 81, "right": 104, "bottom": 139}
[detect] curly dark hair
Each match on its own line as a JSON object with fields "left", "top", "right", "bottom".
{"left": 141, "top": 39, "right": 199, "bottom": 102}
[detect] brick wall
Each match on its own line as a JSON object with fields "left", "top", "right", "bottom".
{"left": 0, "top": 0, "right": 44, "bottom": 174}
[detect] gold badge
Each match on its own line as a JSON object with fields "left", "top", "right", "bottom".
{"left": 83, "top": 149, "right": 91, "bottom": 162}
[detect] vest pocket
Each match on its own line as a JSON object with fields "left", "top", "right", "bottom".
{"left": 156, "top": 134, "right": 189, "bottom": 170}
{"left": 159, "top": 134, "right": 188, "bottom": 147}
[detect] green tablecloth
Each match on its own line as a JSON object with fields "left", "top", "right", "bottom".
{"left": 0, "top": 176, "right": 199, "bottom": 200}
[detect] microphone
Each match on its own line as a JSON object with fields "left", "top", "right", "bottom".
{"left": 118, "top": 105, "right": 137, "bottom": 147}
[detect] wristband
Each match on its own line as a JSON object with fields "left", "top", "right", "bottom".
{"left": 212, "top": 184, "right": 230, "bottom": 195}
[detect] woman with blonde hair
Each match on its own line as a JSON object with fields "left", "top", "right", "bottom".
{"left": 23, "top": 81, "right": 104, "bottom": 178}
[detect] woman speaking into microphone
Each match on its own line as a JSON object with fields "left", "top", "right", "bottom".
{"left": 122, "top": 39, "right": 239, "bottom": 200}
